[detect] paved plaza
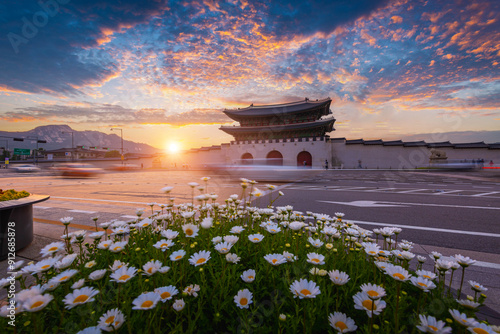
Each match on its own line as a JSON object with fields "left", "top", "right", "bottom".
{"left": 1, "top": 168, "right": 500, "bottom": 324}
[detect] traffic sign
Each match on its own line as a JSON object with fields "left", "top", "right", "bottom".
{"left": 13, "top": 148, "right": 30, "bottom": 155}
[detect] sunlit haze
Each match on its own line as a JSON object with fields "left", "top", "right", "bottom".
{"left": 1, "top": 0, "right": 499, "bottom": 149}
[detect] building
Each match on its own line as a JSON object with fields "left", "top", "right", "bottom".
{"left": 43, "top": 147, "right": 107, "bottom": 160}
{"left": 179, "top": 98, "right": 499, "bottom": 169}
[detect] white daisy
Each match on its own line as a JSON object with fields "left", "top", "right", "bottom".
{"left": 109, "top": 260, "right": 128, "bottom": 272}
{"left": 188, "top": 250, "right": 211, "bottom": 266}
{"left": 71, "top": 279, "right": 85, "bottom": 289}
{"left": 353, "top": 292, "right": 386, "bottom": 318}
{"left": 40, "top": 241, "right": 65, "bottom": 257}
{"left": 410, "top": 276, "right": 437, "bottom": 292}
{"left": 172, "top": 299, "right": 185, "bottom": 311}
{"left": 448, "top": 309, "right": 478, "bottom": 327}
{"left": 234, "top": 289, "right": 253, "bottom": 309}
{"left": 223, "top": 235, "right": 239, "bottom": 244}
{"left": 161, "top": 229, "right": 179, "bottom": 240}
{"left": 153, "top": 239, "right": 175, "bottom": 252}
{"left": 248, "top": 234, "right": 264, "bottom": 243}
{"left": 416, "top": 314, "right": 452, "bottom": 333}
{"left": 54, "top": 253, "right": 78, "bottom": 270}
{"left": 108, "top": 241, "right": 128, "bottom": 253}
{"left": 328, "top": 270, "right": 350, "bottom": 285}
{"left": 289, "top": 279, "right": 321, "bottom": 299}
{"left": 142, "top": 260, "right": 162, "bottom": 276}
{"left": 89, "top": 269, "right": 107, "bottom": 281}
{"left": 264, "top": 254, "right": 287, "bottom": 266}
{"left": 328, "top": 312, "right": 357, "bottom": 333}
{"left": 360, "top": 283, "right": 386, "bottom": 300}
{"left": 110, "top": 267, "right": 137, "bottom": 284}
{"left": 241, "top": 269, "right": 256, "bottom": 283}
{"left": 214, "top": 242, "right": 233, "bottom": 254}
{"left": 132, "top": 292, "right": 161, "bottom": 310}
{"left": 230, "top": 226, "right": 244, "bottom": 234}
{"left": 23, "top": 294, "right": 54, "bottom": 312}
{"left": 155, "top": 286, "right": 179, "bottom": 302}
{"left": 306, "top": 253, "right": 325, "bottom": 265}
{"left": 98, "top": 308, "right": 126, "bottom": 332}
{"left": 182, "top": 223, "right": 199, "bottom": 238}
{"left": 183, "top": 284, "right": 200, "bottom": 297}
{"left": 170, "top": 250, "right": 186, "bottom": 261}
{"left": 307, "top": 237, "right": 324, "bottom": 248}
{"left": 52, "top": 269, "right": 79, "bottom": 283}
{"left": 63, "top": 287, "right": 99, "bottom": 309}
{"left": 226, "top": 253, "right": 241, "bottom": 264}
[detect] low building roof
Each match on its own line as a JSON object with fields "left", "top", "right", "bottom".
{"left": 220, "top": 117, "right": 335, "bottom": 135}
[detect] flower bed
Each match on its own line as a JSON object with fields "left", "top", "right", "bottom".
{"left": 0, "top": 189, "right": 30, "bottom": 202}
{"left": 0, "top": 179, "right": 495, "bottom": 333}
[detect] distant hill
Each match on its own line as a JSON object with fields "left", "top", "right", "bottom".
{"left": 0, "top": 125, "right": 159, "bottom": 154}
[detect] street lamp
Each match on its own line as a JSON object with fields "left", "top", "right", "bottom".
{"left": 110, "top": 128, "right": 124, "bottom": 164}
{"left": 61, "top": 131, "right": 75, "bottom": 161}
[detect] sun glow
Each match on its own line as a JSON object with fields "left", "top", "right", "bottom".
{"left": 167, "top": 142, "right": 180, "bottom": 154}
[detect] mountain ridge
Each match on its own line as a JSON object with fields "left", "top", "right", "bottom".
{"left": 0, "top": 125, "right": 160, "bottom": 154}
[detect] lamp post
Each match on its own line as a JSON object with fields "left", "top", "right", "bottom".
{"left": 110, "top": 128, "right": 124, "bottom": 165}
{"left": 61, "top": 131, "right": 75, "bottom": 161}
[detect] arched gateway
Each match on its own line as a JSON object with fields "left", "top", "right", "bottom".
{"left": 297, "top": 151, "right": 312, "bottom": 167}
{"left": 241, "top": 153, "right": 253, "bottom": 164}
{"left": 266, "top": 150, "right": 283, "bottom": 166}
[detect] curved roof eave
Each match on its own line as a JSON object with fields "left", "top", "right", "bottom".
{"left": 219, "top": 117, "right": 336, "bottom": 134}
{"left": 223, "top": 98, "right": 332, "bottom": 118}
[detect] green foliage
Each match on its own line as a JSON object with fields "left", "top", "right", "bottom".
{"left": 0, "top": 189, "right": 29, "bottom": 201}
{"left": 104, "top": 150, "right": 121, "bottom": 158}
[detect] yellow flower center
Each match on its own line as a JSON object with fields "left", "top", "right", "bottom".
{"left": 428, "top": 325, "right": 438, "bottom": 331}
{"left": 147, "top": 268, "right": 153, "bottom": 273}
{"left": 423, "top": 275, "right": 431, "bottom": 279}
{"left": 335, "top": 321, "right": 348, "bottom": 331}
{"left": 368, "top": 251, "right": 376, "bottom": 254}
{"left": 240, "top": 298, "right": 248, "bottom": 306}
{"left": 175, "top": 255, "right": 182, "bottom": 260}
{"left": 300, "top": 289, "right": 311, "bottom": 296}
{"left": 119, "top": 274, "right": 130, "bottom": 281}
{"left": 161, "top": 291, "right": 171, "bottom": 299}
{"left": 367, "top": 290, "right": 379, "bottom": 297}
{"left": 253, "top": 238, "right": 260, "bottom": 241}
{"left": 41, "top": 265, "right": 50, "bottom": 270}
{"left": 185, "top": 229, "right": 193, "bottom": 236}
{"left": 105, "top": 316, "right": 115, "bottom": 324}
{"left": 160, "top": 243, "right": 168, "bottom": 248}
{"left": 392, "top": 273, "right": 405, "bottom": 280}
{"left": 59, "top": 276, "right": 69, "bottom": 281}
{"left": 417, "top": 282, "right": 428, "bottom": 288}
{"left": 74, "top": 295, "right": 89, "bottom": 303}
{"left": 272, "top": 259, "right": 278, "bottom": 264}
{"left": 113, "top": 247, "right": 121, "bottom": 251}
{"left": 221, "top": 248, "right": 227, "bottom": 252}
{"left": 31, "top": 301, "right": 44, "bottom": 309}
{"left": 472, "top": 329, "right": 489, "bottom": 334}
{"left": 141, "top": 300, "right": 153, "bottom": 308}
{"left": 248, "top": 276, "right": 254, "bottom": 279}
{"left": 311, "top": 259, "right": 320, "bottom": 263}
{"left": 48, "top": 247, "right": 58, "bottom": 252}
{"left": 196, "top": 258, "right": 206, "bottom": 264}
{"left": 362, "top": 299, "right": 374, "bottom": 310}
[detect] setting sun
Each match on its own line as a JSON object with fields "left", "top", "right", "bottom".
{"left": 167, "top": 142, "right": 180, "bottom": 153}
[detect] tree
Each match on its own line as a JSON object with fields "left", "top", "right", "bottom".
{"left": 104, "top": 150, "right": 121, "bottom": 158}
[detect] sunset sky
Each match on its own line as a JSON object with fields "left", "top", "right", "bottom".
{"left": 1, "top": 0, "right": 499, "bottom": 151}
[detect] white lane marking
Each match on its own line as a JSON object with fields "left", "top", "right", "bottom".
{"left": 440, "top": 256, "right": 500, "bottom": 270}
{"left": 50, "top": 196, "right": 149, "bottom": 205}
{"left": 67, "top": 210, "right": 97, "bottom": 214}
{"left": 434, "top": 190, "right": 463, "bottom": 195}
{"left": 319, "top": 200, "right": 500, "bottom": 210}
{"left": 33, "top": 206, "right": 51, "bottom": 209}
{"left": 471, "top": 191, "right": 499, "bottom": 197}
{"left": 396, "top": 189, "right": 427, "bottom": 193}
{"left": 365, "top": 188, "right": 397, "bottom": 192}
{"left": 318, "top": 200, "right": 407, "bottom": 208}
{"left": 348, "top": 219, "right": 500, "bottom": 238}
